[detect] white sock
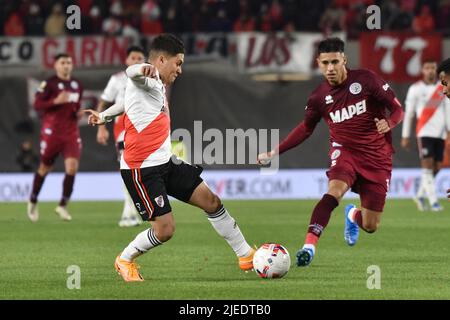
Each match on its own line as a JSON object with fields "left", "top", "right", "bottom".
{"left": 121, "top": 184, "right": 135, "bottom": 220}
{"left": 120, "top": 228, "right": 162, "bottom": 262}
{"left": 303, "top": 243, "right": 316, "bottom": 255}
{"left": 422, "top": 168, "right": 438, "bottom": 205}
{"left": 347, "top": 207, "right": 358, "bottom": 223}
{"left": 207, "top": 205, "right": 252, "bottom": 258}
{"left": 416, "top": 174, "right": 426, "bottom": 199}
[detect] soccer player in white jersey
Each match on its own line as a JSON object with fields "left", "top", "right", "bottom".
{"left": 96, "top": 46, "right": 145, "bottom": 227}
{"left": 401, "top": 60, "right": 450, "bottom": 211}
{"left": 84, "top": 34, "right": 255, "bottom": 282}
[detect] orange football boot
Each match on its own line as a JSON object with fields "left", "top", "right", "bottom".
{"left": 114, "top": 255, "right": 144, "bottom": 282}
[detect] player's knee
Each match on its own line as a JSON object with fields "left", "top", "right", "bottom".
{"left": 204, "top": 193, "right": 222, "bottom": 214}
{"left": 155, "top": 223, "right": 175, "bottom": 242}
{"left": 363, "top": 221, "right": 378, "bottom": 233}
{"left": 38, "top": 163, "right": 51, "bottom": 176}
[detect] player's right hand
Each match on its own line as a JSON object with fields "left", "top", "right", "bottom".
{"left": 96, "top": 125, "right": 109, "bottom": 145}
{"left": 141, "top": 64, "right": 158, "bottom": 78}
{"left": 83, "top": 109, "right": 105, "bottom": 126}
{"left": 257, "top": 150, "right": 276, "bottom": 165}
{"left": 53, "top": 91, "right": 70, "bottom": 105}
{"left": 401, "top": 137, "right": 410, "bottom": 150}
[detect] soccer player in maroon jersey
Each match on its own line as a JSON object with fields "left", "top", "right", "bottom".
{"left": 438, "top": 58, "right": 450, "bottom": 199}
{"left": 27, "top": 53, "right": 83, "bottom": 222}
{"left": 258, "top": 38, "right": 404, "bottom": 266}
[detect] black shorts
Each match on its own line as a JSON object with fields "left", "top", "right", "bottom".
{"left": 418, "top": 137, "right": 445, "bottom": 162}
{"left": 121, "top": 156, "right": 203, "bottom": 221}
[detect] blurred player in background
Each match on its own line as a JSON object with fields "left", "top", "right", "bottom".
{"left": 27, "top": 53, "right": 83, "bottom": 222}
{"left": 85, "top": 34, "right": 255, "bottom": 282}
{"left": 401, "top": 60, "right": 450, "bottom": 212}
{"left": 258, "top": 38, "right": 404, "bottom": 267}
{"left": 96, "top": 46, "right": 145, "bottom": 227}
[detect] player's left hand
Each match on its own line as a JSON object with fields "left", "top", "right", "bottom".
{"left": 374, "top": 118, "right": 390, "bottom": 134}
{"left": 83, "top": 109, "right": 105, "bottom": 126}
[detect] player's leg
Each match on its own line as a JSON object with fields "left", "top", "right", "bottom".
{"left": 344, "top": 176, "right": 388, "bottom": 246}
{"left": 27, "top": 137, "right": 58, "bottom": 222}
{"left": 55, "top": 137, "right": 82, "bottom": 220}
{"left": 429, "top": 138, "right": 445, "bottom": 211}
{"left": 188, "top": 182, "right": 255, "bottom": 271}
{"left": 54, "top": 157, "right": 79, "bottom": 221}
{"left": 296, "top": 147, "right": 356, "bottom": 266}
{"left": 27, "top": 161, "right": 53, "bottom": 222}
{"left": 115, "top": 167, "right": 172, "bottom": 282}
{"left": 116, "top": 145, "right": 141, "bottom": 227}
{"left": 416, "top": 137, "right": 442, "bottom": 211}
{"left": 297, "top": 179, "right": 350, "bottom": 266}
{"left": 166, "top": 157, "right": 254, "bottom": 271}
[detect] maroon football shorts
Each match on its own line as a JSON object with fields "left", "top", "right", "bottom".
{"left": 39, "top": 134, "right": 82, "bottom": 166}
{"left": 326, "top": 147, "right": 391, "bottom": 212}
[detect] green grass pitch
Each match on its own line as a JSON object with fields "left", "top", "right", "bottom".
{"left": 1, "top": 199, "right": 449, "bottom": 299}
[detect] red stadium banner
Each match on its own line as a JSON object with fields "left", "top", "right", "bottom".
{"left": 360, "top": 32, "right": 442, "bottom": 82}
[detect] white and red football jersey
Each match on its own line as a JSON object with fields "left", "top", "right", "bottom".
{"left": 101, "top": 71, "right": 127, "bottom": 143}
{"left": 402, "top": 81, "right": 450, "bottom": 139}
{"left": 120, "top": 63, "right": 171, "bottom": 169}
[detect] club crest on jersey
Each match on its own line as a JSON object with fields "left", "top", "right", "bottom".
{"left": 329, "top": 99, "right": 367, "bottom": 123}
{"left": 155, "top": 195, "right": 164, "bottom": 207}
{"left": 71, "top": 81, "right": 78, "bottom": 89}
{"left": 58, "top": 83, "right": 64, "bottom": 90}
{"left": 331, "top": 149, "right": 341, "bottom": 160}
{"left": 325, "top": 95, "right": 334, "bottom": 104}
{"left": 349, "top": 82, "right": 362, "bottom": 95}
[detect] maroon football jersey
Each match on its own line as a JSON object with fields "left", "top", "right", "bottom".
{"left": 34, "top": 75, "right": 83, "bottom": 137}
{"left": 302, "top": 69, "right": 403, "bottom": 169}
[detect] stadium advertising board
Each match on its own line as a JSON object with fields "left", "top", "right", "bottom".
{"left": 236, "top": 32, "right": 346, "bottom": 74}
{"left": 0, "top": 36, "right": 130, "bottom": 68}
{"left": 360, "top": 32, "right": 442, "bottom": 82}
{"left": 1, "top": 169, "right": 449, "bottom": 202}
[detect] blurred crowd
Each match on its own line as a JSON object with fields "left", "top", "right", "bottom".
{"left": 1, "top": 0, "right": 450, "bottom": 39}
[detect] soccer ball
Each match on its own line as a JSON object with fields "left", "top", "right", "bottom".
{"left": 253, "top": 243, "right": 291, "bottom": 279}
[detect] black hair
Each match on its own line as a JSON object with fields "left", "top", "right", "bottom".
{"left": 149, "top": 34, "right": 185, "bottom": 57}
{"left": 318, "top": 37, "right": 345, "bottom": 54}
{"left": 437, "top": 58, "right": 450, "bottom": 75}
{"left": 54, "top": 53, "right": 71, "bottom": 62}
{"left": 422, "top": 59, "right": 437, "bottom": 65}
{"left": 126, "top": 45, "right": 145, "bottom": 56}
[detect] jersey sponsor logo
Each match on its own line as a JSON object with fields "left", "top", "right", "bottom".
{"left": 325, "top": 95, "right": 334, "bottom": 104}
{"left": 68, "top": 92, "right": 80, "bottom": 102}
{"left": 349, "top": 82, "right": 362, "bottom": 94}
{"left": 329, "top": 99, "right": 367, "bottom": 123}
{"left": 331, "top": 149, "right": 341, "bottom": 160}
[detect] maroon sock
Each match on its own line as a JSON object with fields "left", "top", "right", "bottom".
{"left": 305, "top": 194, "right": 339, "bottom": 245}
{"left": 59, "top": 174, "right": 75, "bottom": 207}
{"left": 353, "top": 209, "right": 363, "bottom": 228}
{"left": 30, "top": 173, "right": 46, "bottom": 203}
{"left": 351, "top": 208, "right": 372, "bottom": 232}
